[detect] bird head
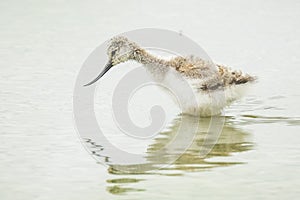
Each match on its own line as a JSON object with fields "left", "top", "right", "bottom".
{"left": 84, "top": 36, "right": 139, "bottom": 86}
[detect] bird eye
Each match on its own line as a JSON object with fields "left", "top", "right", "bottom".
{"left": 111, "top": 49, "right": 117, "bottom": 57}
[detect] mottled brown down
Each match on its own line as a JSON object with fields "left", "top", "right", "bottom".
{"left": 107, "top": 36, "right": 256, "bottom": 91}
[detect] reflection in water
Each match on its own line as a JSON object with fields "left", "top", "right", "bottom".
{"left": 240, "top": 115, "right": 300, "bottom": 126}
{"left": 106, "top": 178, "right": 145, "bottom": 195}
{"left": 146, "top": 116, "right": 252, "bottom": 173}
{"left": 86, "top": 115, "right": 253, "bottom": 195}
{"left": 107, "top": 115, "right": 253, "bottom": 174}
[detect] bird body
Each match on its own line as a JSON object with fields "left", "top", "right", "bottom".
{"left": 85, "top": 36, "right": 256, "bottom": 116}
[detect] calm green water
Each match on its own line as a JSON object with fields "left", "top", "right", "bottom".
{"left": 1, "top": 0, "right": 300, "bottom": 199}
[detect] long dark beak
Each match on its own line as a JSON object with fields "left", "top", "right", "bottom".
{"left": 84, "top": 62, "right": 113, "bottom": 86}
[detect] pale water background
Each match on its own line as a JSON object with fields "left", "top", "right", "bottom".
{"left": 1, "top": 0, "right": 300, "bottom": 199}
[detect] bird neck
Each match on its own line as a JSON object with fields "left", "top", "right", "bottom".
{"left": 133, "top": 48, "right": 169, "bottom": 67}
{"left": 130, "top": 48, "right": 171, "bottom": 82}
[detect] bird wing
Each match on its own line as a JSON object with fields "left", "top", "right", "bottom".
{"left": 216, "top": 64, "right": 256, "bottom": 87}
{"left": 169, "top": 55, "right": 218, "bottom": 79}
{"left": 169, "top": 56, "right": 255, "bottom": 91}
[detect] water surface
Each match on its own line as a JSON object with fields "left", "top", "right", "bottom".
{"left": 1, "top": 0, "right": 300, "bottom": 199}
